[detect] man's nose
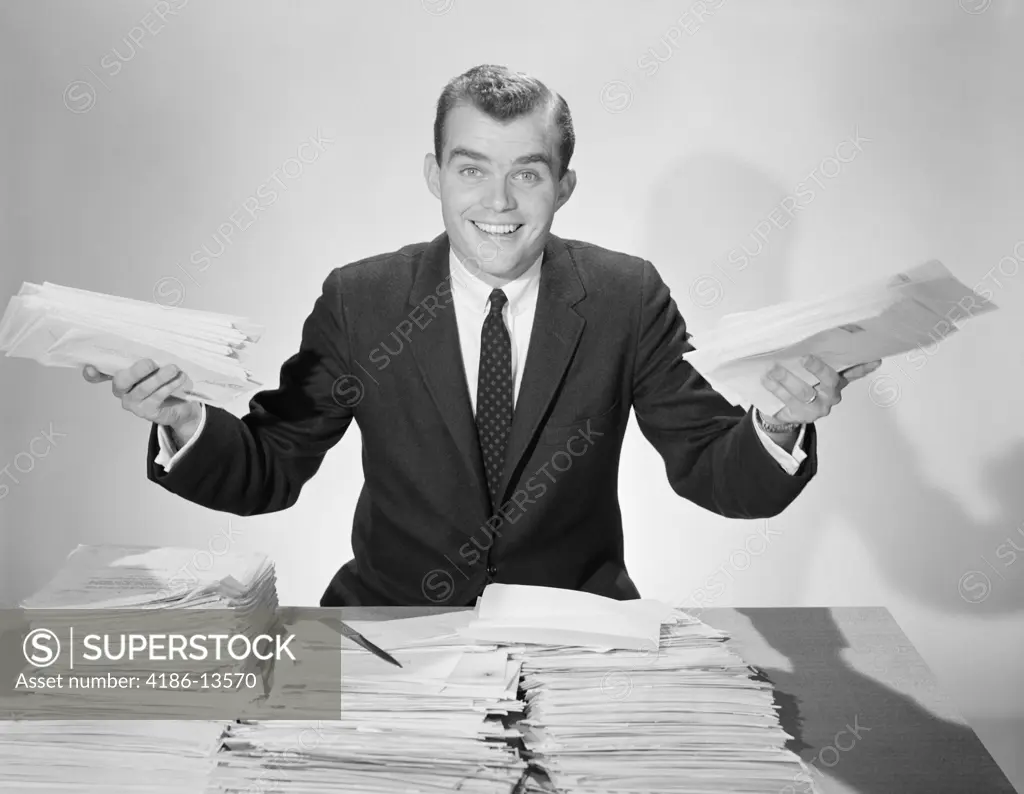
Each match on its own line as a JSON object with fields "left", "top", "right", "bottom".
{"left": 482, "top": 178, "right": 516, "bottom": 211}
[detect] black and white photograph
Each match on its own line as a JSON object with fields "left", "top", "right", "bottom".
{"left": 1, "top": 1, "right": 1021, "bottom": 791}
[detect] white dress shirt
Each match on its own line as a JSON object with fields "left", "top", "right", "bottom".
{"left": 156, "top": 249, "right": 806, "bottom": 473}
{"left": 448, "top": 248, "right": 542, "bottom": 414}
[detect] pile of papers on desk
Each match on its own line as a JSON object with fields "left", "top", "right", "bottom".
{"left": 464, "top": 585, "right": 821, "bottom": 794}
{"left": 207, "top": 610, "right": 527, "bottom": 793}
{"left": 18, "top": 543, "right": 279, "bottom": 613}
{"left": 683, "top": 260, "right": 998, "bottom": 415}
{"left": 0, "top": 281, "right": 264, "bottom": 406}
{"left": 211, "top": 585, "right": 819, "bottom": 794}
{"left": 0, "top": 720, "right": 225, "bottom": 794}
{"left": 2, "top": 565, "right": 823, "bottom": 793}
{"left": 0, "top": 543, "right": 280, "bottom": 792}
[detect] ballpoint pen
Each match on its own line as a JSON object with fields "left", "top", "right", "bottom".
{"left": 280, "top": 608, "right": 403, "bottom": 668}
{"left": 331, "top": 619, "right": 404, "bottom": 668}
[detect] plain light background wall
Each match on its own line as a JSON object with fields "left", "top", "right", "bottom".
{"left": 2, "top": 0, "right": 1021, "bottom": 785}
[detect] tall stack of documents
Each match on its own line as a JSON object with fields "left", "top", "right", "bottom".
{"left": 10, "top": 544, "right": 280, "bottom": 718}
{"left": 0, "top": 543, "right": 281, "bottom": 793}
{"left": 0, "top": 282, "right": 264, "bottom": 406}
{"left": 19, "top": 543, "right": 279, "bottom": 613}
{"left": 463, "top": 585, "right": 821, "bottom": 794}
{"left": 207, "top": 610, "right": 528, "bottom": 793}
{"left": 0, "top": 720, "right": 226, "bottom": 794}
{"left": 682, "top": 260, "right": 998, "bottom": 414}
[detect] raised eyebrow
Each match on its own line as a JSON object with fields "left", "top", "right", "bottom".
{"left": 513, "top": 153, "right": 552, "bottom": 169}
{"left": 447, "top": 148, "right": 551, "bottom": 170}
{"left": 447, "top": 147, "right": 490, "bottom": 165}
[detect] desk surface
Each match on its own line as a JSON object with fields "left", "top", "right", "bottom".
{"left": 331, "top": 605, "right": 1017, "bottom": 794}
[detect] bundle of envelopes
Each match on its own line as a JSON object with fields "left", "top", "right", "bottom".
{"left": 207, "top": 610, "right": 528, "bottom": 793}
{"left": 683, "top": 260, "right": 998, "bottom": 414}
{"left": 462, "top": 585, "right": 821, "bottom": 794}
{"left": 0, "top": 282, "right": 264, "bottom": 406}
{"left": 0, "top": 543, "right": 281, "bottom": 792}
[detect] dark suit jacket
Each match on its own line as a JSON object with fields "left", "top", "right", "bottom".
{"left": 147, "top": 233, "right": 817, "bottom": 606}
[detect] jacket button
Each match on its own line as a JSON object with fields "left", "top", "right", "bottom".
{"left": 486, "top": 565, "right": 497, "bottom": 578}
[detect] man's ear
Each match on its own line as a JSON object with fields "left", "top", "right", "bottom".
{"left": 423, "top": 152, "right": 441, "bottom": 200}
{"left": 554, "top": 168, "right": 577, "bottom": 212}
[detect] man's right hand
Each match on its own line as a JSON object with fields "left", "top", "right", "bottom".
{"left": 82, "top": 359, "right": 203, "bottom": 447}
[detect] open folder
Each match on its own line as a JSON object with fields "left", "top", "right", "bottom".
{"left": 0, "top": 282, "right": 264, "bottom": 406}
{"left": 683, "top": 260, "right": 998, "bottom": 414}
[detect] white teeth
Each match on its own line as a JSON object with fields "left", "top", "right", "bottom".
{"left": 473, "top": 222, "right": 521, "bottom": 235}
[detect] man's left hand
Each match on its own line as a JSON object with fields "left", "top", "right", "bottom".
{"left": 761, "top": 355, "right": 882, "bottom": 424}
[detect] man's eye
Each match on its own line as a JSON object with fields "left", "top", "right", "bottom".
{"left": 516, "top": 171, "right": 538, "bottom": 181}
{"left": 461, "top": 167, "right": 481, "bottom": 177}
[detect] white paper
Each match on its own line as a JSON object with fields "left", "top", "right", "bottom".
{"left": 0, "top": 282, "right": 264, "bottom": 407}
{"left": 683, "top": 260, "right": 997, "bottom": 414}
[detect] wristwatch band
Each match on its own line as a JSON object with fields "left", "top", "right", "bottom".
{"left": 755, "top": 409, "right": 801, "bottom": 433}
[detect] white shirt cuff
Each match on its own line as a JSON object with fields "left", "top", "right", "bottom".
{"left": 752, "top": 416, "right": 808, "bottom": 475}
{"left": 154, "top": 403, "right": 207, "bottom": 472}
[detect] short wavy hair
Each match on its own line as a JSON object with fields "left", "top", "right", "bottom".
{"left": 433, "top": 64, "right": 575, "bottom": 179}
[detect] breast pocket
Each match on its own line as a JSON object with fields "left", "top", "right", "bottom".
{"left": 541, "top": 399, "right": 621, "bottom": 445}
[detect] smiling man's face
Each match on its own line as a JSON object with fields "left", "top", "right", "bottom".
{"left": 425, "top": 102, "right": 576, "bottom": 284}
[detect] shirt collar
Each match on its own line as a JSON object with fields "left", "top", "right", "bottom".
{"left": 449, "top": 247, "right": 543, "bottom": 316}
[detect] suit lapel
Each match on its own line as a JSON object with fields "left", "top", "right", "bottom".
{"left": 497, "top": 235, "right": 587, "bottom": 503}
{"left": 406, "top": 233, "right": 491, "bottom": 525}
{"left": 407, "top": 233, "right": 587, "bottom": 518}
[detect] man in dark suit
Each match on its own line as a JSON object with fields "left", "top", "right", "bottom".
{"left": 83, "top": 64, "right": 880, "bottom": 607}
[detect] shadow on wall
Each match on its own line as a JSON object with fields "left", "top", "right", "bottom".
{"left": 643, "top": 153, "right": 1024, "bottom": 616}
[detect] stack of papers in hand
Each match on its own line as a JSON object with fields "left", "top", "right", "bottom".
{"left": 0, "top": 281, "right": 264, "bottom": 406}
{"left": 683, "top": 260, "right": 998, "bottom": 414}
{"left": 467, "top": 585, "right": 820, "bottom": 794}
{"left": 0, "top": 543, "right": 282, "bottom": 792}
{"left": 208, "top": 610, "right": 526, "bottom": 793}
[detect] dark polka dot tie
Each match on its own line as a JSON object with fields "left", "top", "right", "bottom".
{"left": 476, "top": 288, "right": 513, "bottom": 511}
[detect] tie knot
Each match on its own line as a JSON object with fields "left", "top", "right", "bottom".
{"left": 487, "top": 288, "right": 508, "bottom": 315}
